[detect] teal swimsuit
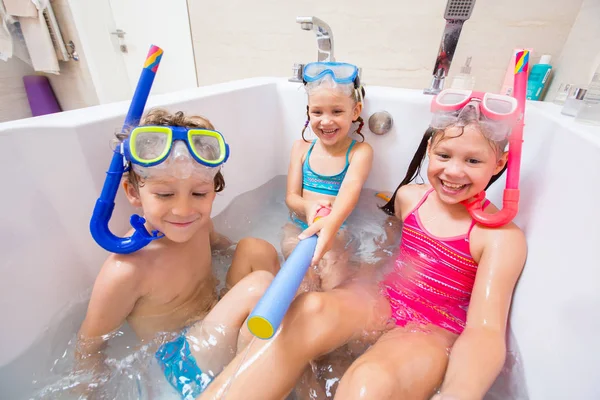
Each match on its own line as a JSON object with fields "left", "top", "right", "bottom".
{"left": 302, "top": 139, "right": 356, "bottom": 196}
{"left": 292, "top": 139, "right": 356, "bottom": 230}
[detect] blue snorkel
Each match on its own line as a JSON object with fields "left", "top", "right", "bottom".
{"left": 90, "top": 45, "right": 165, "bottom": 254}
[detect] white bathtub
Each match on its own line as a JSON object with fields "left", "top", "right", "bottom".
{"left": 0, "top": 77, "right": 598, "bottom": 399}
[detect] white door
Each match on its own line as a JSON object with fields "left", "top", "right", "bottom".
{"left": 68, "top": 0, "right": 198, "bottom": 103}
{"left": 107, "top": 0, "right": 198, "bottom": 97}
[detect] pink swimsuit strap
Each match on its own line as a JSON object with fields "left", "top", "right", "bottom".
{"left": 383, "top": 187, "right": 490, "bottom": 335}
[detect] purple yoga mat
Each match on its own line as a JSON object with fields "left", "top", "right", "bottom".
{"left": 23, "top": 75, "right": 62, "bottom": 117}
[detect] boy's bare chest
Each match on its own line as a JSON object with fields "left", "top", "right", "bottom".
{"left": 130, "top": 248, "right": 216, "bottom": 324}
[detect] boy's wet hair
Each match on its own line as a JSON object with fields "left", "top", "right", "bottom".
{"left": 301, "top": 75, "right": 367, "bottom": 142}
{"left": 381, "top": 124, "right": 508, "bottom": 216}
{"left": 116, "top": 108, "right": 225, "bottom": 192}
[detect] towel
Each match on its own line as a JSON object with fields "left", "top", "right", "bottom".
{"left": 3, "top": 0, "right": 36, "bottom": 17}
{"left": 18, "top": 10, "right": 59, "bottom": 74}
{"left": 0, "top": 0, "right": 13, "bottom": 60}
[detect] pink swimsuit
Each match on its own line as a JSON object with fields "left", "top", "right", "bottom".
{"left": 383, "top": 188, "right": 489, "bottom": 335}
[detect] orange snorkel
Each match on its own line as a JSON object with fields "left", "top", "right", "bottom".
{"left": 462, "top": 50, "right": 529, "bottom": 228}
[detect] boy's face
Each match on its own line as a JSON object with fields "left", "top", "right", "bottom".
{"left": 124, "top": 175, "right": 216, "bottom": 243}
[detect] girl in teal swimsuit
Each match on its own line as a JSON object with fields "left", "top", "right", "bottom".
{"left": 282, "top": 62, "right": 373, "bottom": 292}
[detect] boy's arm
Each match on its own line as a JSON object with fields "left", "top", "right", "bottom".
{"left": 76, "top": 258, "right": 142, "bottom": 372}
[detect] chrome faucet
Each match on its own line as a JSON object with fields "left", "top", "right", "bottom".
{"left": 289, "top": 16, "right": 336, "bottom": 82}
{"left": 424, "top": 0, "right": 476, "bottom": 95}
{"left": 296, "top": 16, "right": 335, "bottom": 62}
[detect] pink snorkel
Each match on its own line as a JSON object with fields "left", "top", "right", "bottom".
{"left": 462, "top": 50, "right": 529, "bottom": 227}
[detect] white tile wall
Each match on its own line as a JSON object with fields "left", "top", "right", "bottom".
{"left": 0, "top": 57, "right": 33, "bottom": 122}
{"left": 187, "top": 0, "right": 587, "bottom": 94}
{"left": 545, "top": 0, "right": 600, "bottom": 102}
{"left": 1, "top": 0, "right": 597, "bottom": 123}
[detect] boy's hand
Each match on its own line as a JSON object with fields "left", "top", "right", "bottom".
{"left": 71, "top": 354, "right": 110, "bottom": 399}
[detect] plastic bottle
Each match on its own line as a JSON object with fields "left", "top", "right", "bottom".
{"left": 526, "top": 55, "right": 553, "bottom": 101}
{"left": 574, "top": 63, "right": 600, "bottom": 125}
{"left": 451, "top": 56, "right": 475, "bottom": 90}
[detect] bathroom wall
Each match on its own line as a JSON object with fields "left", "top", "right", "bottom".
{"left": 0, "top": 57, "right": 33, "bottom": 122}
{"left": 0, "top": 0, "right": 97, "bottom": 123}
{"left": 187, "top": 0, "right": 584, "bottom": 94}
{"left": 1, "top": 0, "right": 594, "bottom": 124}
{"left": 44, "top": 0, "right": 98, "bottom": 110}
{"left": 545, "top": 0, "right": 600, "bottom": 101}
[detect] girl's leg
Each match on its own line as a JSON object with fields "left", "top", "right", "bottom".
{"left": 318, "top": 229, "right": 354, "bottom": 291}
{"left": 295, "top": 364, "right": 330, "bottom": 399}
{"left": 197, "top": 279, "right": 391, "bottom": 400}
{"left": 186, "top": 271, "right": 274, "bottom": 377}
{"left": 225, "top": 238, "right": 280, "bottom": 288}
{"left": 295, "top": 346, "right": 356, "bottom": 399}
{"left": 334, "top": 326, "right": 457, "bottom": 400}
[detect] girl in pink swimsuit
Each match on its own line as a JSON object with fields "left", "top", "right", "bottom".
{"left": 197, "top": 96, "right": 528, "bottom": 400}
{"left": 382, "top": 186, "right": 490, "bottom": 335}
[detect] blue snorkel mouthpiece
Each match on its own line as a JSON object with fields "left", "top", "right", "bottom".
{"left": 90, "top": 45, "right": 165, "bottom": 254}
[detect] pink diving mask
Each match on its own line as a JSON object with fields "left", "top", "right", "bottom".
{"left": 430, "top": 89, "right": 518, "bottom": 141}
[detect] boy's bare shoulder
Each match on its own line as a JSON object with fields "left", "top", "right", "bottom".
{"left": 96, "top": 252, "right": 146, "bottom": 293}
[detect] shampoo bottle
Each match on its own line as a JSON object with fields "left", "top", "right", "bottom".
{"left": 526, "top": 55, "right": 553, "bottom": 101}
{"left": 574, "top": 62, "right": 600, "bottom": 125}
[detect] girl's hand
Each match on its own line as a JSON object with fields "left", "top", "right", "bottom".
{"left": 304, "top": 200, "right": 332, "bottom": 225}
{"left": 298, "top": 217, "right": 337, "bottom": 266}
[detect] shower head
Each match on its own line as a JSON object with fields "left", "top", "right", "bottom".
{"left": 444, "top": 0, "right": 476, "bottom": 21}
{"left": 424, "top": 0, "right": 477, "bottom": 94}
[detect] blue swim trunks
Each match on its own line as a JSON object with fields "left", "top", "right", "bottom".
{"left": 155, "top": 333, "right": 213, "bottom": 400}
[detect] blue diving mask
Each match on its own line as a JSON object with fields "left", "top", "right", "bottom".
{"left": 90, "top": 124, "right": 231, "bottom": 255}
{"left": 303, "top": 62, "right": 360, "bottom": 87}
{"left": 123, "top": 125, "right": 230, "bottom": 168}
{"left": 122, "top": 125, "right": 230, "bottom": 180}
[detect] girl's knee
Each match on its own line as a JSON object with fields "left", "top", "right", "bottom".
{"left": 339, "top": 359, "right": 395, "bottom": 398}
{"left": 282, "top": 292, "right": 329, "bottom": 340}
{"left": 292, "top": 291, "right": 328, "bottom": 318}
{"left": 285, "top": 292, "right": 344, "bottom": 346}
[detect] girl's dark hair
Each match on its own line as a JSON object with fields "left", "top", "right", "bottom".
{"left": 117, "top": 108, "right": 225, "bottom": 192}
{"left": 301, "top": 85, "right": 366, "bottom": 143}
{"left": 381, "top": 126, "right": 508, "bottom": 216}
